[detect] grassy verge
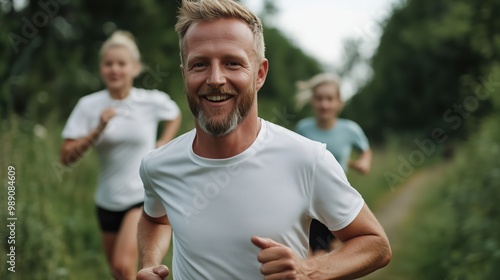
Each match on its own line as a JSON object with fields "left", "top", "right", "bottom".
{"left": 2, "top": 116, "right": 108, "bottom": 279}
{"left": 0, "top": 116, "right": 174, "bottom": 279}
{"left": 348, "top": 132, "right": 443, "bottom": 209}
{"left": 392, "top": 114, "right": 500, "bottom": 280}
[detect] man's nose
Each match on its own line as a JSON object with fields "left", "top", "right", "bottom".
{"left": 206, "top": 65, "right": 226, "bottom": 89}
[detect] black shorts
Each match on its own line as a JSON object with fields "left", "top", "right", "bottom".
{"left": 309, "top": 219, "right": 335, "bottom": 252}
{"left": 96, "top": 202, "right": 143, "bottom": 233}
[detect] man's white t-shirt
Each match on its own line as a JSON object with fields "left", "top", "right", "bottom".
{"left": 140, "top": 119, "right": 364, "bottom": 279}
{"left": 62, "top": 88, "right": 180, "bottom": 211}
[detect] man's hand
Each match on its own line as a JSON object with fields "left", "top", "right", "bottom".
{"left": 251, "top": 236, "right": 312, "bottom": 280}
{"left": 136, "top": 265, "right": 169, "bottom": 280}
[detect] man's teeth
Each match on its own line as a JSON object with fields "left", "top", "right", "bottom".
{"left": 206, "top": 95, "right": 231, "bottom": 102}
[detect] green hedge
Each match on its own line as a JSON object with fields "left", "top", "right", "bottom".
{"left": 394, "top": 112, "right": 500, "bottom": 279}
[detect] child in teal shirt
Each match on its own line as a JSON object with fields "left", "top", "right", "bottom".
{"left": 295, "top": 73, "right": 372, "bottom": 253}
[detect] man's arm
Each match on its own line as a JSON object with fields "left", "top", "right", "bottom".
{"left": 348, "top": 149, "right": 372, "bottom": 174}
{"left": 307, "top": 203, "right": 390, "bottom": 279}
{"left": 136, "top": 210, "right": 172, "bottom": 280}
{"left": 252, "top": 203, "right": 391, "bottom": 280}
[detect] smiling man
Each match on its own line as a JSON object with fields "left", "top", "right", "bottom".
{"left": 136, "top": 0, "right": 391, "bottom": 279}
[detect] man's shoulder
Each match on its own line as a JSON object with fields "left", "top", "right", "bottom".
{"left": 265, "top": 120, "right": 326, "bottom": 155}
{"left": 266, "top": 120, "right": 301, "bottom": 139}
{"left": 143, "top": 130, "right": 195, "bottom": 165}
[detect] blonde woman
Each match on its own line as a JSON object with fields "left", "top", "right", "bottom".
{"left": 60, "top": 31, "right": 181, "bottom": 279}
{"left": 295, "top": 73, "right": 372, "bottom": 253}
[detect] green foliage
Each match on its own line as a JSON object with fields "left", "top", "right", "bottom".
{"left": 1, "top": 116, "right": 108, "bottom": 279}
{"left": 1, "top": 0, "right": 322, "bottom": 129}
{"left": 342, "top": 0, "right": 500, "bottom": 143}
{"left": 261, "top": 26, "right": 323, "bottom": 107}
{"left": 393, "top": 64, "right": 500, "bottom": 279}
{"left": 1, "top": 0, "right": 183, "bottom": 120}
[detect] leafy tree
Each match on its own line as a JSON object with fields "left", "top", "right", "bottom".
{"left": 1, "top": 0, "right": 323, "bottom": 129}
{"left": 342, "top": 0, "right": 498, "bottom": 143}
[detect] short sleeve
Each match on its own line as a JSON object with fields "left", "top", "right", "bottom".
{"left": 350, "top": 122, "right": 370, "bottom": 152}
{"left": 61, "top": 99, "right": 92, "bottom": 139}
{"left": 155, "top": 91, "right": 180, "bottom": 121}
{"left": 309, "top": 145, "right": 364, "bottom": 231}
{"left": 140, "top": 152, "right": 167, "bottom": 218}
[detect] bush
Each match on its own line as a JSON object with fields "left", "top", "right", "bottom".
{"left": 394, "top": 112, "right": 500, "bottom": 279}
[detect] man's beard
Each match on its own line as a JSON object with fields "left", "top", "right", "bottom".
{"left": 188, "top": 86, "right": 255, "bottom": 137}
{"left": 197, "top": 106, "right": 240, "bottom": 137}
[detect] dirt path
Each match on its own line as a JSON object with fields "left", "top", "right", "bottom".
{"left": 362, "top": 163, "right": 449, "bottom": 280}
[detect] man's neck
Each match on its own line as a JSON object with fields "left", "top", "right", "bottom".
{"left": 193, "top": 110, "right": 261, "bottom": 159}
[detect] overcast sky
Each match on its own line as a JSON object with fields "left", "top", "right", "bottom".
{"left": 243, "top": 0, "right": 400, "bottom": 66}
{"left": 243, "top": 0, "right": 401, "bottom": 98}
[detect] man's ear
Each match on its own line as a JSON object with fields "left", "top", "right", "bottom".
{"left": 256, "top": 59, "right": 269, "bottom": 92}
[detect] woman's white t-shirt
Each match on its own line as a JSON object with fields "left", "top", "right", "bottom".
{"left": 62, "top": 88, "right": 180, "bottom": 211}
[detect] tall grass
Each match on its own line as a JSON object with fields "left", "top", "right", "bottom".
{"left": 0, "top": 115, "right": 174, "bottom": 279}
{"left": 1, "top": 115, "right": 108, "bottom": 279}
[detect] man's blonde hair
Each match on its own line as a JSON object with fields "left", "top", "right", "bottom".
{"left": 175, "top": 0, "right": 265, "bottom": 65}
{"left": 295, "top": 73, "right": 342, "bottom": 110}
